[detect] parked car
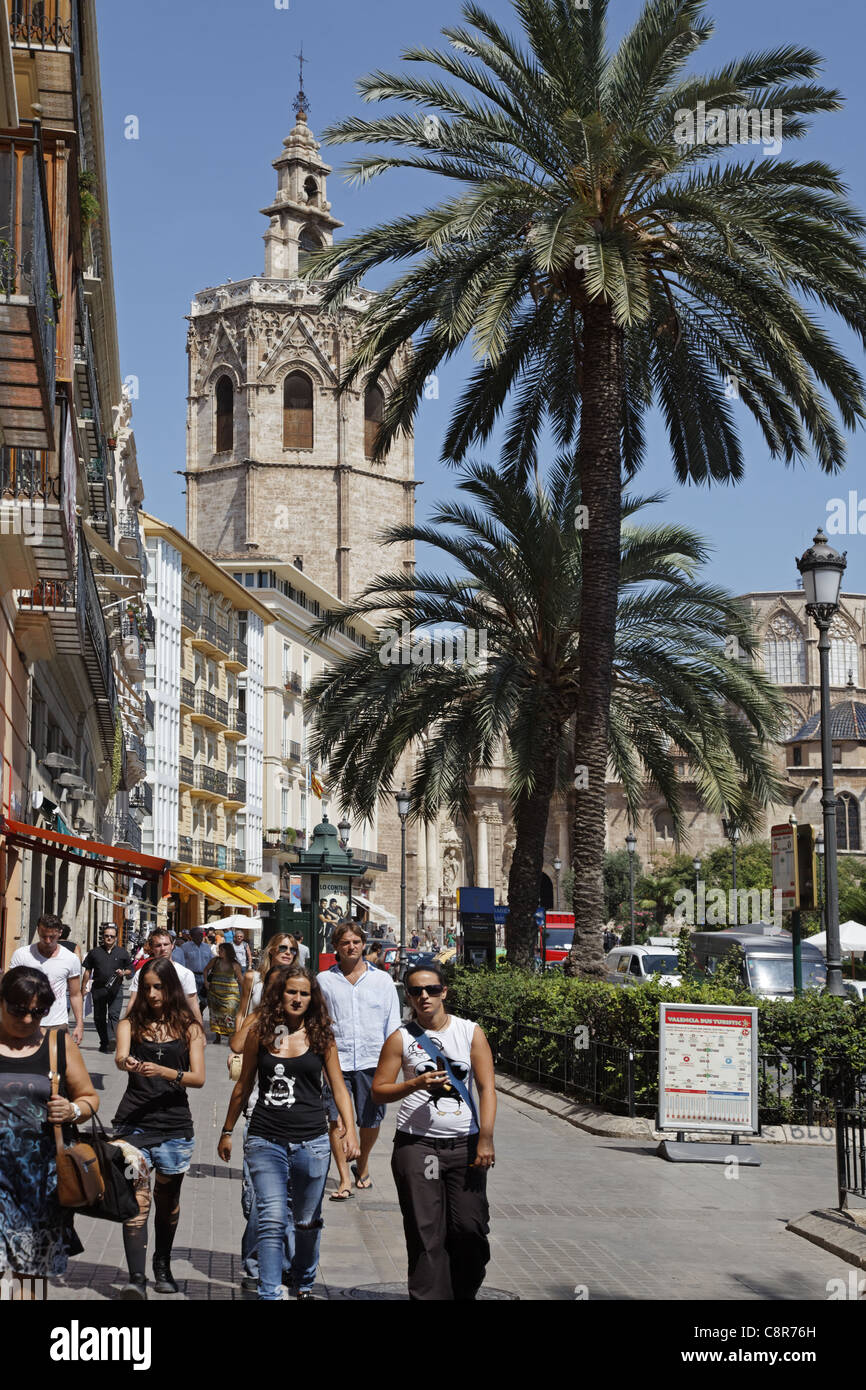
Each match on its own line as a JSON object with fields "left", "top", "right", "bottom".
{"left": 605, "top": 944, "right": 681, "bottom": 987}
{"left": 689, "top": 928, "right": 827, "bottom": 1000}
{"left": 843, "top": 980, "right": 866, "bottom": 1003}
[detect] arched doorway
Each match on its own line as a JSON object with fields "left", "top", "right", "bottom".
{"left": 538, "top": 872, "right": 553, "bottom": 910}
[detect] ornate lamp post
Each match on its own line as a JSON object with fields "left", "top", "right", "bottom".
{"left": 337, "top": 816, "right": 351, "bottom": 850}
{"left": 797, "top": 528, "right": 847, "bottom": 997}
{"left": 626, "top": 832, "right": 637, "bottom": 944}
{"left": 693, "top": 855, "right": 702, "bottom": 926}
{"left": 722, "top": 819, "right": 740, "bottom": 897}
{"left": 395, "top": 784, "right": 410, "bottom": 968}
{"left": 553, "top": 856, "right": 562, "bottom": 911}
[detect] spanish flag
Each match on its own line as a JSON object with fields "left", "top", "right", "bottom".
{"left": 310, "top": 772, "right": 324, "bottom": 799}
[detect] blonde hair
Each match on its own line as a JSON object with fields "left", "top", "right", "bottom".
{"left": 258, "top": 933, "right": 300, "bottom": 982}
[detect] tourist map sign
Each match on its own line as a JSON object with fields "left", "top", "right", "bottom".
{"left": 658, "top": 1003, "right": 759, "bottom": 1134}
{"left": 771, "top": 822, "right": 799, "bottom": 908}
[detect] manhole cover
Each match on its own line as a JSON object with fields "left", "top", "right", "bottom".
{"left": 335, "top": 1283, "right": 518, "bottom": 1300}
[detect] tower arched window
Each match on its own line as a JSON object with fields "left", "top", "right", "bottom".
{"left": 298, "top": 226, "right": 321, "bottom": 273}
{"left": 283, "top": 372, "right": 314, "bottom": 450}
{"left": 836, "top": 792, "right": 861, "bottom": 851}
{"left": 215, "top": 375, "right": 234, "bottom": 453}
{"left": 653, "top": 809, "right": 676, "bottom": 844}
{"left": 303, "top": 177, "right": 319, "bottom": 205}
{"left": 763, "top": 612, "right": 806, "bottom": 685}
{"left": 828, "top": 615, "right": 859, "bottom": 687}
{"left": 364, "top": 384, "right": 384, "bottom": 459}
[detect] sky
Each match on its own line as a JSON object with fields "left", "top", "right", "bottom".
{"left": 96, "top": 0, "right": 866, "bottom": 596}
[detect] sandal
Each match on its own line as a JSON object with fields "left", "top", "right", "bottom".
{"left": 351, "top": 1163, "right": 373, "bottom": 1189}
{"left": 329, "top": 1187, "right": 354, "bottom": 1201}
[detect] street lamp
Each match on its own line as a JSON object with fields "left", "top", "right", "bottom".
{"left": 722, "top": 819, "right": 740, "bottom": 896}
{"left": 815, "top": 831, "right": 825, "bottom": 929}
{"left": 797, "top": 528, "right": 847, "bottom": 997}
{"left": 395, "top": 784, "right": 410, "bottom": 968}
{"left": 337, "top": 816, "right": 351, "bottom": 850}
{"left": 625, "top": 832, "right": 637, "bottom": 945}
{"left": 693, "top": 855, "right": 702, "bottom": 926}
{"left": 553, "top": 856, "right": 562, "bottom": 911}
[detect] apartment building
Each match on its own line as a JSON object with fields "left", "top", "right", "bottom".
{"left": 0, "top": 0, "right": 161, "bottom": 964}
{"left": 140, "top": 514, "right": 274, "bottom": 929}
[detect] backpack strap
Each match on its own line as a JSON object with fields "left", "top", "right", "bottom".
{"left": 406, "top": 1022, "right": 478, "bottom": 1127}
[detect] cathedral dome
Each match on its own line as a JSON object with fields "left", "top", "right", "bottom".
{"left": 788, "top": 700, "right": 866, "bottom": 742}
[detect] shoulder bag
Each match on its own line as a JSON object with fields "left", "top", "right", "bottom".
{"left": 228, "top": 974, "right": 256, "bottom": 1081}
{"left": 49, "top": 1029, "right": 105, "bottom": 1209}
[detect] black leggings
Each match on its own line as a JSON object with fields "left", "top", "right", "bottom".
{"left": 122, "top": 1172, "right": 185, "bottom": 1276}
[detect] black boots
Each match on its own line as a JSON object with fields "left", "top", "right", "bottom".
{"left": 152, "top": 1256, "right": 179, "bottom": 1294}
{"left": 119, "top": 1273, "right": 147, "bottom": 1300}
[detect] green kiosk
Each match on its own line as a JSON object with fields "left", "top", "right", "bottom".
{"left": 267, "top": 815, "right": 375, "bottom": 967}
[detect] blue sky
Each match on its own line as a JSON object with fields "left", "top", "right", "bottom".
{"left": 96, "top": 0, "right": 866, "bottom": 595}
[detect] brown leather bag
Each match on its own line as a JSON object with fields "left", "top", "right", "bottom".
{"left": 49, "top": 1029, "right": 105, "bottom": 1210}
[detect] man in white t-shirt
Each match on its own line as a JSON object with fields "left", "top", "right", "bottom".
{"left": 127, "top": 929, "right": 202, "bottom": 1023}
{"left": 10, "top": 913, "right": 84, "bottom": 1043}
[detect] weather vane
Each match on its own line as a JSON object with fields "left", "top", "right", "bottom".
{"left": 293, "top": 45, "right": 309, "bottom": 120}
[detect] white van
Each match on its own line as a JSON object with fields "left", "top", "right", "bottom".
{"left": 605, "top": 944, "right": 681, "bottom": 987}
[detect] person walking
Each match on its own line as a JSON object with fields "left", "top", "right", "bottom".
{"left": 10, "top": 914, "right": 84, "bottom": 1045}
{"left": 204, "top": 943, "right": 243, "bottom": 1045}
{"left": 127, "top": 930, "right": 202, "bottom": 1024}
{"left": 113, "top": 956, "right": 205, "bottom": 1299}
{"left": 317, "top": 922, "right": 401, "bottom": 1199}
{"left": 372, "top": 963, "right": 496, "bottom": 1301}
{"left": 234, "top": 934, "right": 300, "bottom": 1031}
{"left": 175, "top": 927, "right": 214, "bottom": 1019}
{"left": 218, "top": 965, "right": 359, "bottom": 1300}
{"left": 0, "top": 967, "right": 100, "bottom": 1296}
{"left": 232, "top": 929, "right": 252, "bottom": 974}
{"left": 82, "top": 924, "right": 133, "bottom": 1053}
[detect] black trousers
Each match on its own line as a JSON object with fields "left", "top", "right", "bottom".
{"left": 91, "top": 987, "right": 123, "bottom": 1048}
{"left": 391, "top": 1132, "right": 490, "bottom": 1301}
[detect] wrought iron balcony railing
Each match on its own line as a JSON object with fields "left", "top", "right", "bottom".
{"left": 177, "top": 834, "right": 193, "bottom": 863}
{"left": 7, "top": 1, "right": 73, "bottom": 50}
{"left": 226, "top": 778, "right": 246, "bottom": 803}
{"left": 180, "top": 678, "right": 195, "bottom": 708}
{"left": 129, "top": 782, "right": 153, "bottom": 816}
{"left": 179, "top": 755, "right": 194, "bottom": 786}
{"left": 228, "top": 707, "right": 246, "bottom": 735}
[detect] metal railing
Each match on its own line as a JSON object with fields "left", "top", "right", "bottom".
{"left": 194, "top": 839, "right": 215, "bottom": 867}
{"left": 353, "top": 848, "right": 388, "bottom": 871}
{"left": 0, "top": 132, "right": 57, "bottom": 425}
{"left": 118, "top": 510, "right": 140, "bottom": 541}
{"left": 180, "top": 678, "right": 195, "bottom": 708}
{"left": 129, "top": 782, "right": 153, "bottom": 816}
{"left": 194, "top": 761, "right": 227, "bottom": 797}
{"left": 197, "top": 614, "right": 217, "bottom": 645}
{"left": 179, "top": 755, "right": 194, "bottom": 786}
{"left": 283, "top": 740, "right": 301, "bottom": 763}
{"left": 115, "top": 814, "right": 142, "bottom": 853}
{"left": 230, "top": 849, "right": 245, "bottom": 873}
{"left": 0, "top": 446, "right": 59, "bottom": 500}
{"left": 78, "top": 536, "right": 116, "bottom": 711}
{"left": 229, "top": 707, "right": 247, "bottom": 735}
{"left": 226, "top": 777, "right": 246, "bottom": 802}
{"left": 7, "top": 0, "right": 73, "bottom": 49}
{"left": 126, "top": 732, "right": 146, "bottom": 767}
{"left": 181, "top": 600, "right": 198, "bottom": 630}
{"left": 286, "top": 672, "right": 302, "bottom": 695}
{"left": 214, "top": 697, "right": 228, "bottom": 726}
{"left": 229, "top": 639, "right": 247, "bottom": 666}
{"left": 215, "top": 624, "right": 231, "bottom": 654}
{"left": 837, "top": 1109, "right": 866, "bottom": 1209}
{"left": 194, "top": 690, "right": 216, "bottom": 721}
{"left": 177, "top": 834, "right": 193, "bottom": 862}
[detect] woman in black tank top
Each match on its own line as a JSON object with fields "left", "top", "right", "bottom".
{"left": 114, "top": 956, "right": 205, "bottom": 1300}
{"left": 218, "top": 966, "right": 359, "bottom": 1300}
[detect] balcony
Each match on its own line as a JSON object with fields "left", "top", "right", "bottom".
{"left": 354, "top": 848, "right": 389, "bottom": 872}
{"left": 225, "top": 777, "right": 246, "bottom": 805}
{"left": 191, "top": 689, "right": 217, "bottom": 724}
{"left": 229, "top": 849, "right": 246, "bottom": 874}
{"left": 115, "top": 814, "right": 142, "bottom": 854}
{"left": 0, "top": 445, "right": 71, "bottom": 591}
{"left": 0, "top": 134, "right": 57, "bottom": 449}
{"left": 191, "top": 760, "right": 227, "bottom": 799}
{"left": 177, "top": 834, "right": 193, "bottom": 863}
{"left": 225, "top": 638, "right": 248, "bottom": 670}
{"left": 193, "top": 839, "right": 227, "bottom": 870}
{"left": 226, "top": 707, "right": 247, "bottom": 737}
{"left": 118, "top": 509, "right": 146, "bottom": 571}
{"left": 283, "top": 740, "right": 302, "bottom": 764}
{"left": 179, "top": 755, "right": 194, "bottom": 787}
{"left": 285, "top": 671, "right": 302, "bottom": 696}
{"left": 263, "top": 829, "right": 303, "bottom": 853}
{"left": 191, "top": 613, "right": 221, "bottom": 656}
{"left": 120, "top": 618, "right": 145, "bottom": 676}
{"left": 129, "top": 782, "right": 153, "bottom": 817}
{"left": 215, "top": 622, "right": 231, "bottom": 655}
{"left": 181, "top": 600, "right": 198, "bottom": 633}
{"left": 179, "top": 678, "right": 195, "bottom": 710}
{"left": 7, "top": 1, "right": 73, "bottom": 50}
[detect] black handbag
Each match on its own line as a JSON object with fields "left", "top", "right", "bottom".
{"left": 74, "top": 1103, "right": 141, "bottom": 1223}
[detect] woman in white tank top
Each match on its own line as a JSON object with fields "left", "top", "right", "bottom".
{"left": 372, "top": 964, "right": 496, "bottom": 1300}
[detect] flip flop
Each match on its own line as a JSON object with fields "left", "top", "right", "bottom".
{"left": 351, "top": 1163, "right": 373, "bottom": 1189}
{"left": 329, "top": 1187, "right": 354, "bottom": 1201}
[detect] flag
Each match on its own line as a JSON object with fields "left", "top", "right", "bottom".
{"left": 310, "top": 772, "right": 324, "bottom": 799}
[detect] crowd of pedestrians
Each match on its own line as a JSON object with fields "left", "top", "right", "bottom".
{"left": 0, "top": 913, "right": 496, "bottom": 1301}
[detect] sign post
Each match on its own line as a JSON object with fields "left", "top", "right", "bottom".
{"left": 657, "top": 1002, "right": 760, "bottom": 1164}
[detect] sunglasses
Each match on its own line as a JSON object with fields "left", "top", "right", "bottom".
{"left": 275, "top": 946, "right": 297, "bottom": 955}
{"left": 407, "top": 984, "right": 444, "bottom": 998}
{"left": 6, "top": 1003, "right": 49, "bottom": 1019}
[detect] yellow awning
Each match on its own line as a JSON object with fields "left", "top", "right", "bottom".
{"left": 238, "top": 885, "right": 276, "bottom": 905}
{"left": 211, "top": 878, "right": 260, "bottom": 908}
{"left": 172, "top": 872, "right": 238, "bottom": 905}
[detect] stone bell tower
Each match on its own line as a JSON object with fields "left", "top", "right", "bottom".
{"left": 185, "top": 79, "right": 415, "bottom": 602}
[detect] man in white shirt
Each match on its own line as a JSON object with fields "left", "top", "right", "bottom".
{"left": 11, "top": 913, "right": 84, "bottom": 1043}
{"left": 127, "top": 929, "right": 202, "bottom": 1023}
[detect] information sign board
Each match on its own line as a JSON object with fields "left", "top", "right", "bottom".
{"left": 658, "top": 1003, "right": 759, "bottom": 1134}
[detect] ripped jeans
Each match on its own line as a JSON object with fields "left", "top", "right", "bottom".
{"left": 244, "top": 1132, "right": 331, "bottom": 1299}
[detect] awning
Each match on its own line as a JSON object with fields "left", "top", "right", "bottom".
{"left": 171, "top": 872, "right": 238, "bottom": 905}
{"left": 217, "top": 880, "right": 275, "bottom": 906}
{"left": 82, "top": 520, "right": 142, "bottom": 579}
{"left": 0, "top": 816, "right": 170, "bottom": 895}
{"left": 353, "top": 893, "right": 396, "bottom": 921}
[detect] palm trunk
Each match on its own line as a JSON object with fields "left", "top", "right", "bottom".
{"left": 505, "top": 727, "right": 562, "bottom": 969}
{"left": 566, "top": 300, "right": 624, "bottom": 979}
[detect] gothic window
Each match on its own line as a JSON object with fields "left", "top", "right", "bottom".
{"left": 283, "top": 372, "right": 314, "bottom": 449}
{"left": 763, "top": 612, "right": 806, "bottom": 685}
{"left": 215, "top": 375, "right": 234, "bottom": 453}
{"left": 298, "top": 226, "right": 321, "bottom": 272}
{"left": 364, "top": 384, "right": 384, "bottom": 458}
{"left": 653, "top": 809, "right": 676, "bottom": 843}
{"left": 828, "top": 615, "right": 859, "bottom": 687}
{"left": 778, "top": 705, "right": 805, "bottom": 742}
{"left": 303, "top": 177, "right": 319, "bottom": 205}
{"left": 836, "top": 792, "right": 861, "bottom": 851}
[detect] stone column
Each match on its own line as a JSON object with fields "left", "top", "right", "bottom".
{"left": 426, "top": 817, "right": 440, "bottom": 902}
{"left": 475, "top": 810, "right": 489, "bottom": 888}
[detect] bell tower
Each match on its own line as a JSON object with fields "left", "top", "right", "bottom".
{"left": 185, "top": 70, "right": 415, "bottom": 602}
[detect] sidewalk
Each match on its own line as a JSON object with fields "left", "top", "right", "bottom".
{"left": 49, "top": 1026, "right": 862, "bottom": 1301}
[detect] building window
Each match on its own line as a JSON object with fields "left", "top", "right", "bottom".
{"left": 829, "top": 617, "right": 858, "bottom": 687}
{"left": 836, "top": 793, "right": 861, "bottom": 851}
{"left": 792, "top": 745, "right": 803, "bottom": 767}
{"left": 215, "top": 375, "right": 234, "bottom": 453}
{"left": 832, "top": 744, "right": 843, "bottom": 766}
{"left": 653, "top": 809, "right": 676, "bottom": 844}
{"left": 364, "top": 384, "right": 384, "bottom": 458}
{"left": 298, "top": 224, "right": 321, "bottom": 268}
{"left": 283, "top": 372, "right": 313, "bottom": 449}
{"left": 763, "top": 612, "right": 806, "bottom": 686}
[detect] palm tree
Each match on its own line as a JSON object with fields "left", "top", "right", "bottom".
{"left": 307, "top": 459, "right": 787, "bottom": 968}
{"left": 308, "top": 0, "right": 866, "bottom": 974}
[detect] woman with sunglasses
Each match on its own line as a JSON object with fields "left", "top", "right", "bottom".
{"left": 218, "top": 965, "right": 359, "bottom": 1300}
{"left": 234, "top": 934, "right": 299, "bottom": 1034}
{"left": 371, "top": 964, "right": 496, "bottom": 1301}
{"left": 0, "top": 967, "right": 99, "bottom": 1295}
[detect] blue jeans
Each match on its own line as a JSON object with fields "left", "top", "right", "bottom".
{"left": 244, "top": 1132, "right": 331, "bottom": 1299}
{"left": 240, "top": 1121, "right": 291, "bottom": 1280}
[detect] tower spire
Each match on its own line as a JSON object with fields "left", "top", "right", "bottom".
{"left": 293, "top": 45, "right": 309, "bottom": 124}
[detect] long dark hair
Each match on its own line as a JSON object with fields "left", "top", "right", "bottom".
{"left": 255, "top": 966, "right": 334, "bottom": 1057}
{"left": 126, "top": 956, "right": 198, "bottom": 1043}
{"left": 0, "top": 966, "right": 55, "bottom": 1015}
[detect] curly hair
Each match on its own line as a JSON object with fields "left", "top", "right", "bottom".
{"left": 254, "top": 966, "right": 334, "bottom": 1057}
{"left": 126, "top": 955, "right": 199, "bottom": 1044}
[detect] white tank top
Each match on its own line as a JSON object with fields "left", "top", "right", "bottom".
{"left": 395, "top": 1016, "right": 478, "bottom": 1138}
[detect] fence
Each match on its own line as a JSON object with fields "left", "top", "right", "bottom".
{"left": 473, "top": 1012, "right": 866, "bottom": 1128}
{"left": 836, "top": 1109, "right": 866, "bottom": 1209}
